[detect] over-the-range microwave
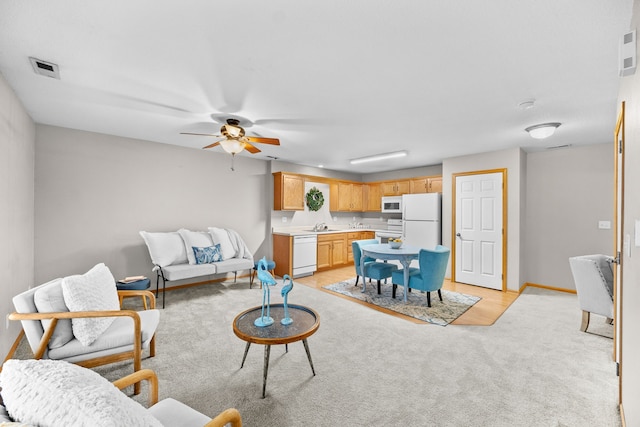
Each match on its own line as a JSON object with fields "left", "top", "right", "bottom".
{"left": 381, "top": 196, "right": 402, "bottom": 213}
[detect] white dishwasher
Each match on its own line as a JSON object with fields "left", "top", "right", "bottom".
{"left": 293, "top": 234, "right": 318, "bottom": 278}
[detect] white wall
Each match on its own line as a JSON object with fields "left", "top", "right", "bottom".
{"left": 525, "top": 144, "right": 613, "bottom": 290}
{"left": 34, "top": 125, "right": 271, "bottom": 286}
{"left": 442, "top": 147, "right": 524, "bottom": 291}
{"left": 618, "top": 0, "right": 640, "bottom": 422}
{"left": 0, "top": 73, "right": 35, "bottom": 358}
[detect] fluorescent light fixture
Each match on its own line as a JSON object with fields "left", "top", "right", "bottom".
{"left": 525, "top": 122, "right": 561, "bottom": 139}
{"left": 350, "top": 150, "right": 408, "bottom": 165}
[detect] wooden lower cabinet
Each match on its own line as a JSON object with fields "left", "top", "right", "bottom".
{"left": 346, "top": 231, "right": 375, "bottom": 263}
{"left": 272, "top": 234, "right": 293, "bottom": 278}
{"left": 274, "top": 231, "right": 377, "bottom": 276}
{"left": 316, "top": 233, "right": 347, "bottom": 270}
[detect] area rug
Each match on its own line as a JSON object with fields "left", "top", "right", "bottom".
{"left": 322, "top": 277, "right": 480, "bottom": 325}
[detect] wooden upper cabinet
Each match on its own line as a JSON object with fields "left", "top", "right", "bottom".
{"left": 381, "top": 180, "right": 410, "bottom": 196}
{"left": 273, "top": 172, "right": 305, "bottom": 210}
{"left": 331, "top": 182, "right": 364, "bottom": 212}
{"left": 410, "top": 176, "right": 443, "bottom": 193}
{"left": 427, "top": 177, "right": 442, "bottom": 193}
{"left": 410, "top": 178, "right": 428, "bottom": 194}
{"left": 363, "top": 183, "right": 381, "bottom": 211}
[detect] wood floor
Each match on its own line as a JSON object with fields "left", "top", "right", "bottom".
{"left": 294, "top": 265, "right": 519, "bottom": 326}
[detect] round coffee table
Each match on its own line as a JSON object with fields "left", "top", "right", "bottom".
{"left": 233, "top": 303, "right": 320, "bottom": 398}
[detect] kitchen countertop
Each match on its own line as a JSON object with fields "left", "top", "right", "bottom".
{"left": 272, "top": 227, "right": 382, "bottom": 237}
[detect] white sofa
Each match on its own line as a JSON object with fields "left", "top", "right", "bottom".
{"left": 0, "top": 359, "right": 242, "bottom": 427}
{"left": 140, "top": 228, "right": 254, "bottom": 307}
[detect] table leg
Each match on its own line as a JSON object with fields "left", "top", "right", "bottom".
{"left": 360, "top": 255, "right": 367, "bottom": 293}
{"left": 302, "top": 339, "right": 316, "bottom": 376}
{"left": 262, "top": 345, "right": 271, "bottom": 398}
{"left": 402, "top": 259, "right": 411, "bottom": 303}
{"left": 240, "top": 342, "right": 251, "bottom": 368}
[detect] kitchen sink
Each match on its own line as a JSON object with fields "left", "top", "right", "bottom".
{"left": 305, "top": 229, "right": 339, "bottom": 233}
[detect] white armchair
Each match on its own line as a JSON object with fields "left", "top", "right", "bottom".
{"left": 0, "top": 359, "right": 242, "bottom": 427}
{"left": 9, "top": 263, "right": 159, "bottom": 394}
{"left": 568, "top": 254, "right": 614, "bottom": 332}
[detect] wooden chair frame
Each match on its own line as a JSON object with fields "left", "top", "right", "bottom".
{"left": 113, "top": 369, "right": 242, "bottom": 427}
{"left": 9, "top": 290, "right": 157, "bottom": 394}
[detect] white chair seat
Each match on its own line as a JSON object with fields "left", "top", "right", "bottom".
{"left": 149, "top": 398, "right": 212, "bottom": 427}
{"left": 48, "top": 309, "right": 159, "bottom": 361}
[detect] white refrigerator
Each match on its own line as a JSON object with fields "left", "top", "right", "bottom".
{"left": 401, "top": 193, "right": 441, "bottom": 250}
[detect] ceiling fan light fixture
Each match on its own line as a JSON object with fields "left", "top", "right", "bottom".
{"left": 219, "top": 139, "right": 244, "bottom": 154}
{"left": 525, "top": 122, "right": 561, "bottom": 139}
{"left": 350, "top": 150, "right": 408, "bottom": 165}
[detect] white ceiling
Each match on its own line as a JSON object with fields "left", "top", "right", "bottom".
{"left": 0, "top": 1, "right": 633, "bottom": 173}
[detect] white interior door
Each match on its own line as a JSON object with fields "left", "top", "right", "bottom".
{"left": 454, "top": 171, "right": 504, "bottom": 290}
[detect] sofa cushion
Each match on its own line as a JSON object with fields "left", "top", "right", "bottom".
{"left": 47, "top": 309, "right": 160, "bottom": 361}
{"left": 213, "top": 257, "right": 254, "bottom": 274}
{"left": 0, "top": 359, "right": 162, "bottom": 427}
{"left": 61, "top": 263, "right": 121, "bottom": 347}
{"left": 32, "top": 278, "right": 73, "bottom": 349}
{"left": 139, "top": 231, "right": 188, "bottom": 267}
{"left": 178, "top": 229, "right": 214, "bottom": 265}
{"left": 193, "top": 244, "right": 223, "bottom": 264}
{"left": 209, "top": 227, "right": 236, "bottom": 260}
{"left": 161, "top": 263, "right": 218, "bottom": 281}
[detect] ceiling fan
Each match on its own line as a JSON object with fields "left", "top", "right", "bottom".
{"left": 181, "top": 118, "right": 280, "bottom": 154}
{"left": 180, "top": 118, "right": 280, "bottom": 170}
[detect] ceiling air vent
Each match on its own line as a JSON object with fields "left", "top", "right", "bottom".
{"left": 29, "top": 57, "right": 60, "bottom": 79}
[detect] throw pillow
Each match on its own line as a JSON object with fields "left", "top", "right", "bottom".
{"left": 208, "top": 227, "right": 236, "bottom": 260}
{"left": 178, "top": 229, "right": 214, "bottom": 265}
{"left": 139, "top": 231, "right": 188, "bottom": 267}
{"left": 61, "top": 263, "right": 121, "bottom": 347}
{"left": 193, "top": 245, "right": 222, "bottom": 264}
{"left": 0, "top": 359, "right": 162, "bottom": 427}
{"left": 32, "top": 278, "right": 73, "bottom": 349}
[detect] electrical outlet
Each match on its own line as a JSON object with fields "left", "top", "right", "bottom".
{"left": 282, "top": 217, "right": 287, "bottom": 223}
{"left": 6, "top": 314, "right": 10, "bottom": 330}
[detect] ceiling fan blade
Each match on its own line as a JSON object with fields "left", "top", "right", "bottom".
{"left": 202, "top": 141, "right": 222, "bottom": 149}
{"left": 180, "top": 132, "right": 222, "bottom": 137}
{"left": 243, "top": 141, "right": 261, "bottom": 154}
{"left": 246, "top": 136, "right": 280, "bottom": 145}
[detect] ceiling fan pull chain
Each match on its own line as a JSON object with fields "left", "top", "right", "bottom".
{"left": 230, "top": 153, "right": 235, "bottom": 171}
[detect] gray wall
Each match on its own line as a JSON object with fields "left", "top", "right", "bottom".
{"left": 34, "top": 125, "right": 271, "bottom": 286}
{"left": 618, "top": 0, "right": 640, "bottom": 421}
{"left": 442, "top": 147, "right": 525, "bottom": 291}
{"left": 0, "top": 73, "right": 35, "bottom": 358}
{"left": 524, "top": 144, "right": 613, "bottom": 290}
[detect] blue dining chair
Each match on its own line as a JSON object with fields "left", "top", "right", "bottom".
{"left": 391, "top": 245, "right": 450, "bottom": 306}
{"left": 352, "top": 239, "right": 398, "bottom": 294}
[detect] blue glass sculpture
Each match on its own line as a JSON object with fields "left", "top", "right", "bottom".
{"left": 254, "top": 257, "right": 277, "bottom": 327}
{"left": 280, "top": 274, "right": 294, "bottom": 325}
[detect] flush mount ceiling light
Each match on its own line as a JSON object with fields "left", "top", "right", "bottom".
{"left": 350, "top": 150, "right": 408, "bottom": 165}
{"left": 525, "top": 122, "right": 561, "bottom": 139}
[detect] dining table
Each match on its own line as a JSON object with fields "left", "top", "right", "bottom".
{"left": 359, "top": 243, "right": 421, "bottom": 303}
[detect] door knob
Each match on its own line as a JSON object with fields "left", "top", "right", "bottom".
{"left": 456, "top": 233, "right": 461, "bottom": 238}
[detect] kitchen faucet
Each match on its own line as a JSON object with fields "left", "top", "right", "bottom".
{"left": 314, "top": 222, "right": 327, "bottom": 231}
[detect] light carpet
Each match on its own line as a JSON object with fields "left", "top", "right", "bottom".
{"left": 323, "top": 278, "right": 480, "bottom": 325}
{"left": 10, "top": 281, "right": 619, "bottom": 426}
